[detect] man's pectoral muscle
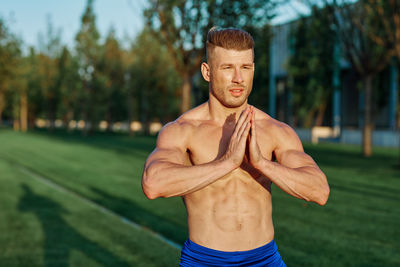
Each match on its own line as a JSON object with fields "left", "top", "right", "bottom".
{"left": 142, "top": 107, "right": 252, "bottom": 200}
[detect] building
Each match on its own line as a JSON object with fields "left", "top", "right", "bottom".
{"left": 268, "top": 21, "right": 399, "bottom": 147}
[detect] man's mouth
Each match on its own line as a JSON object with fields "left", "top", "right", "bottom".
{"left": 229, "top": 88, "right": 244, "bottom": 97}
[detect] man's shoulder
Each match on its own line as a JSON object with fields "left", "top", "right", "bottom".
{"left": 254, "top": 108, "right": 297, "bottom": 138}
{"left": 158, "top": 104, "right": 207, "bottom": 140}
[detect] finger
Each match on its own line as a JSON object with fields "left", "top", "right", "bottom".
{"left": 236, "top": 119, "right": 249, "bottom": 139}
{"left": 233, "top": 107, "right": 250, "bottom": 134}
{"left": 233, "top": 110, "right": 250, "bottom": 139}
{"left": 236, "top": 111, "right": 251, "bottom": 138}
{"left": 251, "top": 108, "right": 256, "bottom": 138}
{"left": 239, "top": 119, "right": 251, "bottom": 141}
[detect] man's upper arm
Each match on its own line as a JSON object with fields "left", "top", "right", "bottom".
{"left": 145, "top": 121, "right": 190, "bottom": 169}
{"left": 273, "top": 123, "right": 317, "bottom": 169}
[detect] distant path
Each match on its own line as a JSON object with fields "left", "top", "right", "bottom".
{"left": 9, "top": 159, "right": 182, "bottom": 251}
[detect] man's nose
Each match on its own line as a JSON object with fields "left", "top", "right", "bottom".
{"left": 232, "top": 68, "right": 244, "bottom": 84}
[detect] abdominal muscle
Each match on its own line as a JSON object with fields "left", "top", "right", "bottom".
{"left": 184, "top": 168, "right": 274, "bottom": 251}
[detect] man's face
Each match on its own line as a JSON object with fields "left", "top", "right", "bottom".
{"left": 204, "top": 46, "right": 254, "bottom": 108}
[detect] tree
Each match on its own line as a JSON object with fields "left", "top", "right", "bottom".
{"left": 306, "top": 0, "right": 394, "bottom": 156}
{"left": 360, "top": 0, "right": 400, "bottom": 131}
{"left": 288, "top": 5, "right": 336, "bottom": 128}
{"left": 335, "top": 1, "right": 394, "bottom": 156}
{"left": 360, "top": 0, "right": 400, "bottom": 61}
{"left": 12, "top": 52, "right": 30, "bottom": 132}
{"left": 97, "top": 28, "right": 126, "bottom": 131}
{"left": 57, "top": 46, "right": 81, "bottom": 131}
{"left": 75, "top": 0, "right": 101, "bottom": 135}
{"left": 248, "top": 24, "right": 272, "bottom": 113}
{"left": 37, "top": 15, "right": 63, "bottom": 131}
{"left": 25, "top": 47, "right": 44, "bottom": 129}
{"left": 144, "top": 0, "right": 279, "bottom": 113}
{"left": 358, "top": 0, "right": 400, "bottom": 164}
{"left": 0, "top": 17, "right": 21, "bottom": 126}
{"left": 127, "top": 27, "right": 181, "bottom": 134}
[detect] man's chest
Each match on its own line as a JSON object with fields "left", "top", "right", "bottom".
{"left": 187, "top": 123, "right": 275, "bottom": 165}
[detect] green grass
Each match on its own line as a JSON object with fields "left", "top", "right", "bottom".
{"left": 0, "top": 128, "right": 399, "bottom": 266}
{"left": 273, "top": 143, "right": 400, "bottom": 266}
{"left": 0, "top": 155, "right": 180, "bottom": 266}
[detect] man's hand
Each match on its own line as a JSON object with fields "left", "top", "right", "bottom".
{"left": 221, "top": 107, "right": 252, "bottom": 168}
{"left": 249, "top": 106, "right": 264, "bottom": 169}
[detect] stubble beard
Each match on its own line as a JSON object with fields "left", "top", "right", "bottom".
{"left": 210, "top": 85, "right": 251, "bottom": 108}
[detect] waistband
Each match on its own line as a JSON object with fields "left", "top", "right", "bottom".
{"left": 185, "top": 238, "right": 278, "bottom": 257}
{"left": 180, "top": 238, "right": 285, "bottom": 266}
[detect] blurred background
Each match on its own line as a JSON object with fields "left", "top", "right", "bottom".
{"left": 0, "top": 0, "right": 399, "bottom": 266}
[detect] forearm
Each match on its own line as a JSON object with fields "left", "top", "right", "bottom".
{"left": 254, "top": 158, "right": 329, "bottom": 205}
{"left": 142, "top": 158, "right": 235, "bottom": 199}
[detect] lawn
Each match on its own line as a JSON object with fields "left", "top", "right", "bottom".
{"left": 0, "top": 151, "right": 180, "bottom": 266}
{"left": 0, "top": 128, "right": 399, "bottom": 266}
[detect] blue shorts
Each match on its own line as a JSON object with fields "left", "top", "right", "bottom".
{"left": 179, "top": 239, "right": 286, "bottom": 266}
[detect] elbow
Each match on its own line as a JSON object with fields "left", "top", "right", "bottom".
{"left": 142, "top": 169, "right": 160, "bottom": 200}
{"left": 315, "top": 183, "right": 330, "bottom": 206}
{"left": 143, "top": 186, "right": 159, "bottom": 200}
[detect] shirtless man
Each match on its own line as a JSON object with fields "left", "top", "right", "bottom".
{"left": 142, "top": 27, "right": 330, "bottom": 266}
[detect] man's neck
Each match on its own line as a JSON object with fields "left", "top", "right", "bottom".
{"left": 207, "top": 94, "right": 248, "bottom": 126}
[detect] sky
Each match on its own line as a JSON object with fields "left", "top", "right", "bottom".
{"left": 0, "top": 0, "right": 309, "bottom": 50}
{"left": 0, "top": 0, "right": 147, "bottom": 49}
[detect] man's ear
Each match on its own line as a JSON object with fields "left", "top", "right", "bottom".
{"left": 201, "top": 62, "right": 211, "bottom": 82}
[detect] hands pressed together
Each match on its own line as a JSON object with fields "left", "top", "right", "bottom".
{"left": 222, "top": 106, "right": 264, "bottom": 170}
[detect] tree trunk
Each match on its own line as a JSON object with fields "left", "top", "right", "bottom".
{"left": 63, "top": 110, "right": 74, "bottom": 133}
{"left": 305, "top": 108, "right": 316, "bottom": 128}
{"left": 13, "top": 120, "right": 20, "bottom": 131}
{"left": 180, "top": 73, "right": 192, "bottom": 114}
{"left": 48, "top": 106, "right": 55, "bottom": 132}
{"left": 315, "top": 101, "right": 327, "bottom": 127}
{"left": 127, "top": 94, "right": 135, "bottom": 137}
{"left": 82, "top": 80, "right": 90, "bottom": 136}
{"left": 0, "top": 91, "right": 4, "bottom": 126}
{"left": 106, "top": 111, "right": 113, "bottom": 133}
{"left": 362, "top": 75, "right": 373, "bottom": 157}
{"left": 13, "top": 93, "right": 20, "bottom": 131}
{"left": 28, "top": 112, "right": 36, "bottom": 129}
{"left": 20, "top": 91, "right": 28, "bottom": 132}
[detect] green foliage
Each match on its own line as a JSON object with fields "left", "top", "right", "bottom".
{"left": 0, "top": 0, "right": 282, "bottom": 132}
{"left": 75, "top": 0, "right": 102, "bottom": 134}
{"left": 57, "top": 46, "right": 81, "bottom": 125}
{"left": 128, "top": 27, "right": 181, "bottom": 126}
{"left": 0, "top": 17, "right": 22, "bottom": 123}
{"left": 249, "top": 24, "right": 272, "bottom": 111}
{"left": 36, "top": 17, "right": 64, "bottom": 129}
{"left": 287, "top": 5, "right": 335, "bottom": 127}
{"left": 97, "top": 28, "right": 126, "bottom": 127}
{"left": 25, "top": 47, "right": 44, "bottom": 124}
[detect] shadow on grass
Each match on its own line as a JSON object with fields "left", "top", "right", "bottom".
{"left": 27, "top": 128, "right": 400, "bottom": 172}
{"left": 329, "top": 183, "right": 400, "bottom": 202}
{"left": 27, "top": 128, "right": 157, "bottom": 156}
{"left": 90, "top": 187, "right": 187, "bottom": 245}
{"left": 18, "top": 184, "right": 129, "bottom": 267}
{"left": 304, "top": 144, "right": 400, "bottom": 176}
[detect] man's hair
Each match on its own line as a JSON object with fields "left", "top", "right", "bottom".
{"left": 206, "top": 27, "right": 254, "bottom": 61}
